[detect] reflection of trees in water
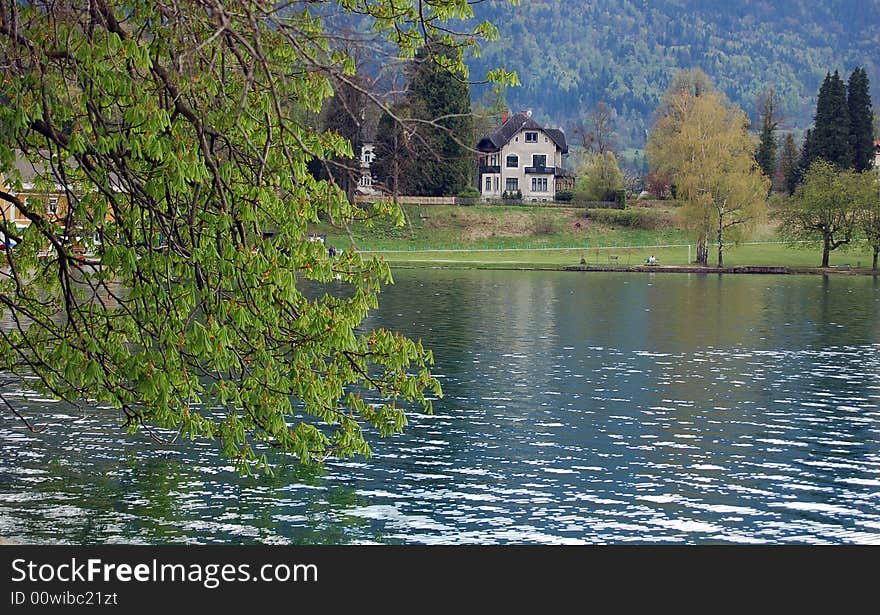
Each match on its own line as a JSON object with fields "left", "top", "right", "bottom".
{"left": 5, "top": 454, "right": 188, "bottom": 544}
{"left": 2, "top": 418, "right": 383, "bottom": 544}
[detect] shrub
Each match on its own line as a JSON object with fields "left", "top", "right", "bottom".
{"left": 533, "top": 214, "right": 560, "bottom": 234}
{"left": 555, "top": 190, "right": 574, "bottom": 202}
{"left": 457, "top": 188, "right": 481, "bottom": 199}
{"left": 581, "top": 208, "right": 663, "bottom": 230}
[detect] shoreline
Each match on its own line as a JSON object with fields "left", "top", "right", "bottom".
{"left": 386, "top": 263, "right": 879, "bottom": 275}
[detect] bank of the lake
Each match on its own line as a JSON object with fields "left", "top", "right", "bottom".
{"left": 314, "top": 203, "right": 877, "bottom": 272}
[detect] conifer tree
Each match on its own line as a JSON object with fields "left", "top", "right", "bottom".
{"left": 405, "top": 44, "right": 474, "bottom": 196}
{"left": 755, "top": 89, "right": 779, "bottom": 180}
{"left": 778, "top": 133, "right": 801, "bottom": 195}
{"left": 847, "top": 67, "right": 875, "bottom": 171}
{"left": 810, "top": 71, "right": 852, "bottom": 169}
{"left": 795, "top": 128, "right": 814, "bottom": 187}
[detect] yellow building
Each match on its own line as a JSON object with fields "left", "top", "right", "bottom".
{"left": 0, "top": 155, "right": 71, "bottom": 231}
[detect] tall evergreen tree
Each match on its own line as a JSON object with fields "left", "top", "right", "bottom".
{"left": 755, "top": 89, "right": 779, "bottom": 180}
{"left": 405, "top": 44, "right": 474, "bottom": 196}
{"left": 795, "top": 128, "right": 812, "bottom": 185}
{"left": 810, "top": 71, "right": 852, "bottom": 169}
{"left": 779, "top": 133, "right": 801, "bottom": 195}
{"left": 847, "top": 67, "right": 875, "bottom": 171}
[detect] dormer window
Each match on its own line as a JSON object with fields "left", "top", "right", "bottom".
{"left": 506, "top": 154, "right": 519, "bottom": 168}
{"left": 525, "top": 132, "right": 538, "bottom": 143}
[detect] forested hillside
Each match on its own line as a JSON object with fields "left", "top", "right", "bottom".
{"left": 467, "top": 0, "right": 880, "bottom": 149}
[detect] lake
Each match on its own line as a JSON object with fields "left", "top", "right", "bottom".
{"left": 1, "top": 269, "right": 879, "bottom": 544}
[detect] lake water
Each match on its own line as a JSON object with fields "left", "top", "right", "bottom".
{"left": 1, "top": 270, "right": 879, "bottom": 544}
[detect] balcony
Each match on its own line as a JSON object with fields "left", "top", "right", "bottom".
{"left": 524, "top": 166, "right": 556, "bottom": 175}
{"left": 479, "top": 165, "right": 500, "bottom": 174}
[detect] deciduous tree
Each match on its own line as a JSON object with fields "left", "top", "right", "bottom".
{"left": 776, "top": 160, "right": 860, "bottom": 267}
{"left": 0, "top": 0, "right": 514, "bottom": 471}
{"left": 573, "top": 151, "right": 624, "bottom": 202}
{"left": 647, "top": 71, "right": 768, "bottom": 266}
{"left": 573, "top": 101, "right": 616, "bottom": 154}
{"left": 855, "top": 172, "right": 880, "bottom": 270}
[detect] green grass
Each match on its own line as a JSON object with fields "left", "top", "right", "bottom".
{"left": 367, "top": 242, "right": 875, "bottom": 270}
{"left": 311, "top": 202, "right": 877, "bottom": 271}
{"left": 314, "top": 203, "right": 686, "bottom": 251}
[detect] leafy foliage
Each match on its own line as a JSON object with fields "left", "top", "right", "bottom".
{"left": 854, "top": 172, "right": 880, "bottom": 270}
{"left": 776, "top": 160, "right": 861, "bottom": 267}
{"left": 0, "top": 0, "right": 512, "bottom": 472}
{"left": 573, "top": 152, "right": 624, "bottom": 202}
{"left": 647, "top": 71, "right": 769, "bottom": 266}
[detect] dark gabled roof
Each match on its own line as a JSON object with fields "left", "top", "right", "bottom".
{"left": 476, "top": 112, "right": 568, "bottom": 154}
{"left": 544, "top": 129, "right": 568, "bottom": 154}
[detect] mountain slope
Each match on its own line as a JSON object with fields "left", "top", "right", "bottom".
{"left": 467, "top": 0, "right": 880, "bottom": 148}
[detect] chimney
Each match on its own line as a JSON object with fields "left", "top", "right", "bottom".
{"left": 501, "top": 110, "right": 509, "bottom": 124}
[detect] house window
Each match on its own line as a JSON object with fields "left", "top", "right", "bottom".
{"left": 48, "top": 198, "right": 59, "bottom": 215}
{"left": 493, "top": 177, "right": 500, "bottom": 192}
{"left": 525, "top": 132, "right": 538, "bottom": 143}
{"left": 485, "top": 176, "right": 492, "bottom": 192}
{"left": 531, "top": 177, "right": 548, "bottom": 192}
{"left": 505, "top": 178, "right": 518, "bottom": 192}
{"left": 489, "top": 154, "right": 499, "bottom": 166}
{"left": 506, "top": 154, "right": 518, "bottom": 168}
{"left": 359, "top": 175, "right": 372, "bottom": 187}
{"left": 532, "top": 154, "right": 547, "bottom": 168}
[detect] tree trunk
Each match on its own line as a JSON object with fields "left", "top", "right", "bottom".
{"left": 822, "top": 236, "right": 831, "bottom": 268}
{"left": 873, "top": 247, "right": 878, "bottom": 271}
{"left": 696, "top": 237, "right": 708, "bottom": 266}
{"left": 716, "top": 224, "right": 724, "bottom": 268}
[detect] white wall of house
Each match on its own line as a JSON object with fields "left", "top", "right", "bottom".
{"left": 358, "top": 143, "right": 378, "bottom": 194}
{"left": 480, "top": 128, "right": 564, "bottom": 201}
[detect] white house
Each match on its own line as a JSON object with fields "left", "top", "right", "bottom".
{"left": 357, "top": 142, "right": 378, "bottom": 194}
{"left": 476, "top": 111, "right": 573, "bottom": 201}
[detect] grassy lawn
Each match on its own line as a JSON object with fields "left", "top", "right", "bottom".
{"left": 368, "top": 243, "right": 874, "bottom": 269}
{"left": 311, "top": 201, "right": 877, "bottom": 271}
